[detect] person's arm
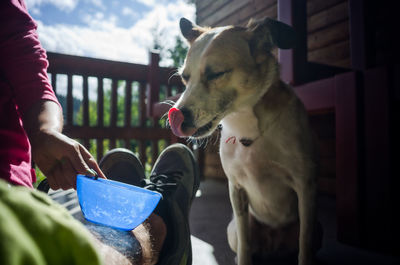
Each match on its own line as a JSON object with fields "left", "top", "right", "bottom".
{"left": 23, "top": 100, "right": 105, "bottom": 190}
{"left": 0, "top": 1, "right": 104, "bottom": 189}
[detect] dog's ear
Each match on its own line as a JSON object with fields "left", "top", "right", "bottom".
{"left": 180, "top": 18, "right": 206, "bottom": 44}
{"left": 246, "top": 17, "right": 296, "bottom": 50}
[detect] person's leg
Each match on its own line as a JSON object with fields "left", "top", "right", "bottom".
{"left": 99, "top": 144, "right": 199, "bottom": 265}
{"left": 132, "top": 214, "right": 166, "bottom": 265}
{"left": 142, "top": 143, "right": 200, "bottom": 265}
{"left": 99, "top": 148, "right": 166, "bottom": 265}
{"left": 82, "top": 212, "right": 166, "bottom": 265}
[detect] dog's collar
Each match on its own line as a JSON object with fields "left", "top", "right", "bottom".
{"left": 225, "top": 136, "right": 254, "bottom": 147}
{"left": 225, "top": 136, "right": 236, "bottom": 144}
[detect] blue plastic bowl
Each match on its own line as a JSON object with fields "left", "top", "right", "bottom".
{"left": 76, "top": 174, "right": 162, "bottom": 231}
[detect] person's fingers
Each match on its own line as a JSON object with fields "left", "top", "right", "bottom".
{"left": 53, "top": 159, "right": 70, "bottom": 190}
{"left": 79, "top": 144, "right": 106, "bottom": 179}
{"left": 67, "top": 143, "right": 93, "bottom": 175}
{"left": 46, "top": 164, "right": 61, "bottom": 190}
{"left": 59, "top": 157, "right": 76, "bottom": 190}
{"left": 86, "top": 158, "right": 106, "bottom": 179}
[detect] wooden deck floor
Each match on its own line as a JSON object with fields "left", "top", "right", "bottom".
{"left": 190, "top": 179, "right": 400, "bottom": 265}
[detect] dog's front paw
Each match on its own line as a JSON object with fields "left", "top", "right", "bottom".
{"left": 237, "top": 255, "right": 252, "bottom": 265}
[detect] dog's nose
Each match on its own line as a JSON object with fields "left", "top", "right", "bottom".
{"left": 168, "top": 107, "right": 196, "bottom": 137}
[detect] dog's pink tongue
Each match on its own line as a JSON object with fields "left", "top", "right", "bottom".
{"left": 168, "top": 108, "right": 186, "bottom": 137}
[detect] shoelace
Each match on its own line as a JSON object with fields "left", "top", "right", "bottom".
{"left": 142, "top": 172, "right": 181, "bottom": 194}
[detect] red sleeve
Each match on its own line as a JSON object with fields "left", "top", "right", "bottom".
{"left": 0, "top": 0, "right": 60, "bottom": 114}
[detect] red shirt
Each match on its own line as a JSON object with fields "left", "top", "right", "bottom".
{"left": 0, "top": 0, "right": 60, "bottom": 187}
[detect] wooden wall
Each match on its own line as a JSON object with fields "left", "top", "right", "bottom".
{"left": 307, "top": 0, "right": 350, "bottom": 68}
{"left": 195, "top": 0, "right": 350, "bottom": 68}
{"left": 197, "top": 0, "right": 277, "bottom": 26}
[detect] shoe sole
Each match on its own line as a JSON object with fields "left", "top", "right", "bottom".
{"left": 99, "top": 148, "right": 145, "bottom": 184}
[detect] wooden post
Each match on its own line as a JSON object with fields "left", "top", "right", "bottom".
{"left": 348, "top": 0, "right": 375, "bottom": 71}
{"left": 110, "top": 78, "right": 118, "bottom": 128}
{"left": 67, "top": 74, "right": 73, "bottom": 125}
{"left": 139, "top": 81, "right": 147, "bottom": 167}
{"left": 110, "top": 78, "right": 118, "bottom": 149}
{"left": 146, "top": 51, "right": 160, "bottom": 118}
{"left": 97, "top": 77, "right": 104, "bottom": 160}
{"left": 83, "top": 75, "right": 89, "bottom": 126}
{"left": 124, "top": 80, "right": 132, "bottom": 128}
{"left": 97, "top": 138, "right": 103, "bottom": 162}
{"left": 83, "top": 75, "right": 90, "bottom": 149}
{"left": 51, "top": 73, "right": 57, "bottom": 94}
{"left": 363, "top": 66, "right": 392, "bottom": 253}
{"left": 335, "top": 71, "right": 363, "bottom": 246}
{"left": 124, "top": 80, "right": 132, "bottom": 149}
{"left": 139, "top": 82, "right": 147, "bottom": 127}
{"left": 277, "top": 0, "right": 308, "bottom": 85}
{"left": 97, "top": 77, "right": 104, "bottom": 127}
{"left": 147, "top": 51, "right": 161, "bottom": 165}
{"left": 151, "top": 125, "right": 159, "bottom": 166}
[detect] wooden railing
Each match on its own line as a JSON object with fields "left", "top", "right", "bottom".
{"left": 46, "top": 51, "right": 184, "bottom": 169}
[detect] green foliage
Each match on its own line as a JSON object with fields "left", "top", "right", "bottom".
{"left": 167, "top": 36, "right": 188, "bottom": 68}
{"left": 33, "top": 166, "right": 46, "bottom": 189}
{"left": 130, "top": 82, "right": 140, "bottom": 126}
{"left": 56, "top": 95, "right": 83, "bottom": 124}
{"left": 149, "top": 21, "right": 188, "bottom": 68}
{"left": 72, "top": 81, "right": 169, "bottom": 176}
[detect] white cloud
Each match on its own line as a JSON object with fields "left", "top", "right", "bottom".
{"left": 26, "top": 0, "right": 79, "bottom": 13}
{"left": 35, "top": 0, "right": 196, "bottom": 66}
{"left": 135, "top": 0, "right": 157, "bottom": 7}
{"left": 122, "top": 7, "right": 138, "bottom": 17}
{"left": 37, "top": 20, "right": 149, "bottom": 64}
{"left": 86, "top": 0, "right": 104, "bottom": 9}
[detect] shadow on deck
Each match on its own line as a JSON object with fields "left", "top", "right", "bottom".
{"left": 189, "top": 179, "right": 400, "bottom": 265}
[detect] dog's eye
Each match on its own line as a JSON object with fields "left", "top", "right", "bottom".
{"left": 206, "top": 69, "right": 231, "bottom": 81}
{"left": 181, "top": 74, "right": 190, "bottom": 83}
{"left": 208, "top": 72, "right": 224, "bottom": 81}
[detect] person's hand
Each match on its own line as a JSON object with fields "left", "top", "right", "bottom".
{"left": 30, "top": 129, "right": 105, "bottom": 190}
{"left": 23, "top": 100, "right": 105, "bottom": 190}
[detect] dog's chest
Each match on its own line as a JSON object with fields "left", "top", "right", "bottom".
{"left": 219, "top": 108, "right": 260, "bottom": 178}
{"left": 220, "top": 107, "right": 260, "bottom": 143}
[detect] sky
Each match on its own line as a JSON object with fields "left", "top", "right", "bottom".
{"left": 25, "top": 0, "right": 196, "bottom": 66}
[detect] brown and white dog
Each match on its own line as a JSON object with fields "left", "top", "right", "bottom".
{"left": 168, "top": 17, "right": 320, "bottom": 265}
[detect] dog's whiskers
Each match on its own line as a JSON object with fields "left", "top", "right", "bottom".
{"left": 164, "top": 115, "right": 170, "bottom": 127}
{"left": 186, "top": 135, "right": 213, "bottom": 149}
{"left": 213, "top": 129, "right": 221, "bottom": 145}
{"left": 168, "top": 71, "right": 181, "bottom": 84}
{"left": 204, "top": 138, "right": 210, "bottom": 148}
{"left": 160, "top": 99, "right": 176, "bottom": 107}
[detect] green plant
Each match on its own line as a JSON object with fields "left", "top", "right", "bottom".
{"left": 168, "top": 36, "right": 188, "bottom": 68}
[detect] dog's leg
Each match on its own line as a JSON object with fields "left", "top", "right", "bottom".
{"left": 296, "top": 178, "right": 317, "bottom": 265}
{"left": 228, "top": 181, "right": 251, "bottom": 265}
{"left": 227, "top": 216, "right": 238, "bottom": 252}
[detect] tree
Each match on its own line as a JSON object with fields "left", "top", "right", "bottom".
{"left": 149, "top": 19, "right": 188, "bottom": 68}
{"left": 167, "top": 36, "right": 188, "bottom": 68}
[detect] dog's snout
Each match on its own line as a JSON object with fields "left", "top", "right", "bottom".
{"left": 180, "top": 107, "right": 194, "bottom": 126}
{"left": 168, "top": 107, "right": 184, "bottom": 136}
{"left": 168, "top": 107, "right": 196, "bottom": 137}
